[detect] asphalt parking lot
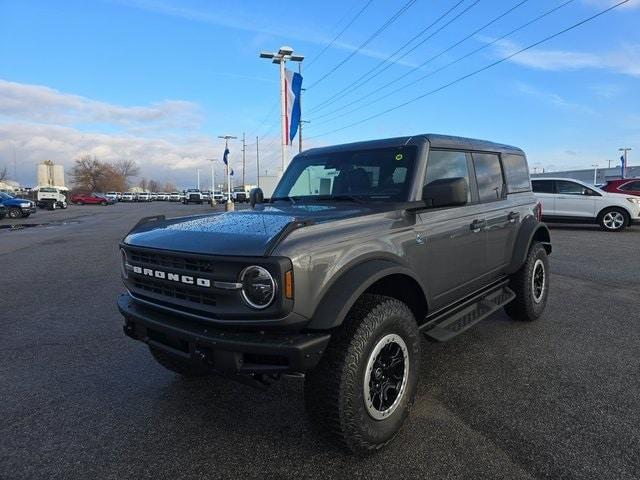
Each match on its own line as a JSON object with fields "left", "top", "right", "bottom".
{"left": 1, "top": 203, "right": 639, "bottom": 479}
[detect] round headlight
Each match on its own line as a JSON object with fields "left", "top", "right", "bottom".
{"left": 240, "top": 266, "right": 276, "bottom": 309}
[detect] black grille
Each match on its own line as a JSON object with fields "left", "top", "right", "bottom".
{"left": 133, "top": 277, "right": 217, "bottom": 307}
{"left": 189, "top": 194, "right": 200, "bottom": 200}
{"left": 129, "top": 249, "right": 214, "bottom": 274}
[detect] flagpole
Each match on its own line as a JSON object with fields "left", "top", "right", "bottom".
{"left": 218, "top": 134, "right": 237, "bottom": 212}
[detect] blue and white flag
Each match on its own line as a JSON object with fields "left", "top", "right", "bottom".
{"left": 285, "top": 68, "right": 303, "bottom": 145}
{"left": 223, "top": 147, "right": 230, "bottom": 166}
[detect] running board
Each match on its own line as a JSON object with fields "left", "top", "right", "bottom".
{"left": 421, "top": 285, "right": 515, "bottom": 342}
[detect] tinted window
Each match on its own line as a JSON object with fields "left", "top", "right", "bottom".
{"left": 502, "top": 154, "right": 531, "bottom": 193}
{"left": 424, "top": 150, "right": 471, "bottom": 203}
{"left": 621, "top": 181, "right": 640, "bottom": 191}
{"left": 557, "top": 180, "right": 588, "bottom": 195}
{"left": 532, "top": 180, "right": 554, "bottom": 193}
{"left": 473, "top": 153, "right": 504, "bottom": 202}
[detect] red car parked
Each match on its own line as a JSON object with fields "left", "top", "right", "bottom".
{"left": 601, "top": 178, "right": 640, "bottom": 197}
{"left": 70, "top": 193, "right": 113, "bottom": 205}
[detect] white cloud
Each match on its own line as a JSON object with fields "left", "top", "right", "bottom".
{"left": 516, "top": 83, "right": 594, "bottom": 114}
{"left": 491, "top": 39, "right": 640, "bottom": 77}
{"left": 0, "top": 79, "right": 203, "bottom": 129}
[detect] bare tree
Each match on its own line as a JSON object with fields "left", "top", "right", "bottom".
{"left": 0, "top": 166, "right": 7, "bottom": 182}
{"left": 70, "top": 155, "right": 107, "bottom": 191}
{"left": 113, "top": 159, "right": 140, "bottom": 187}
{"left": 147, "top": 180, "right": 160, "bottom": 192}
{"left": 164, "top": 182, "right": 177, "bottom": 192}
{"left": 139, "top": 178, "right": 148, "bottom": 192}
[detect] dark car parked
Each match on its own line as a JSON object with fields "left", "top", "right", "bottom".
{"left": 0, "top": 192, "right": 37, "bottom": 218}
{"left": 601, "top": 178, "right": 640, "bottom": 197}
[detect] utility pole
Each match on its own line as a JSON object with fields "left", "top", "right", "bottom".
{"left": 591, "top": 163, "right": 598, "bottom": 185}
{"left": 259, "top": 46, "right": 304, "bottom": 173}
{"left": 196, "top": 169, "right": 200, "bottom": 190}
{"left": 207, "top": 158, "right": 218, "bottom": 208}
{"left": 241, "top": 132, "right": 246, "bottom": 187}
{"left": 607, "top": 159, "right": 612, "bottom": 169}
{"left": 256, "top": 136, "right": 260, "bottom": 188}
{"left": 619, "top": 147, "right": 632, "bottom": 178}
{"left": 218, "top": 135, "right": 237, "bottom": 212}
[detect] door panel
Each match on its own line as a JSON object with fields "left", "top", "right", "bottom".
{"left": 554, "top": 180, "right": 597, "bottom": 218}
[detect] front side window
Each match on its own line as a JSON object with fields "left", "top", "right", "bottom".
{"left": 473, "top": 153, "right": 504, "bottom": 202}
{"left": 556, "top": 180, "right": 593, "bottom": 196}
{"left": 273, "top": 146, "right": 417, "bottom": 202}
{"left": 424, "top": 150, "right": 471, "bottom": 203}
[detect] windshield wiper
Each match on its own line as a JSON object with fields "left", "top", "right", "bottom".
{"left": 312, "top": 194, "right": 367, "bottom": 204}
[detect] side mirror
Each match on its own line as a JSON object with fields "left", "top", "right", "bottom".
{"left": 249, "top": 187, "right": 264, "bottom": 208}
{"left": 422, "top": 177, "right": 468, "bottom": 208}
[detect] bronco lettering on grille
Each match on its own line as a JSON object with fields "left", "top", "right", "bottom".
{"left": 131, "top": 265, "right": 211, "bottom": 287}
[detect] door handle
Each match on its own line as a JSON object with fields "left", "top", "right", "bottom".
{"left": 507, "top": 211, "right": 520, "bottom": 223}
{"left": 470, "top": 219, "right": 486, "bottom": 233}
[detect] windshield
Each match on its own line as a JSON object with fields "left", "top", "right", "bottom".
{"left": 0, "top": 192, "right": 14, "bottom": 200}
{"left": 273, "top": 146, "right": 417, "bottom": 202}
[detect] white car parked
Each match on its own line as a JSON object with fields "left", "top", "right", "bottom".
{"left": 121, "top": 192, "right": 136, "bottom": 202}
{"left": 532, "top": 177, "right": 640, "bottom": 232}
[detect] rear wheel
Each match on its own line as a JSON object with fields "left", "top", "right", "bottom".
{"left": 505, "top": 242, "right": 549, "bottom": 322}
{"left": 8, "top": 208, "right": 22, "bottom": 219}
{"left": 100, "top": 201, "right": 107, "bottom": 206}
{"left": 304, "top": 294, "right": 420, "bottom": 454}
{"left": 77, "top": 201, "right": 84, "bottom": 205}
{"left": 598, "top": 207, "right": 628, "bottom": 232}
{"left": 149, "top": 347, "right": 210, "bottom": 377}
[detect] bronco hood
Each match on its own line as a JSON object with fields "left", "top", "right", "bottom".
{"left": 123, "top": 203, "right": 372, "bottom": 256}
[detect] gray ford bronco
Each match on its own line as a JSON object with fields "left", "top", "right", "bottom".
{"left": 118, "top": 134, "right": 551, "bottom": 453}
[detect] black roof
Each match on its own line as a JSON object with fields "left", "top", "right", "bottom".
{"left": 302, "top": 133, "right": 524, "bottom": 156}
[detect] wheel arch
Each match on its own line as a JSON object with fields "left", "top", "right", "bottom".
{"left": 505, "top": 216, "right": 552, "bottom": 275}
{"left": 306, "top": 259, "right": 428, "bottom": 330}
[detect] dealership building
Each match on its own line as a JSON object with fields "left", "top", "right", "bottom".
{"left": 532, "top": 165, "right": 640, "bottom": 185}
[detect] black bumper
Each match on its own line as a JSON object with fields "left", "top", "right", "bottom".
{"left": 118, "top": 294, "right": 330, "bottom": 374}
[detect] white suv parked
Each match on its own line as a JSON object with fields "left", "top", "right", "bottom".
{"left": 532, "top": 177, "right": 640, "bottom": 232}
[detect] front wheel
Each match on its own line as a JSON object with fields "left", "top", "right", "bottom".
{"left": 505, "top": 242, "right": 549, "bottom": 321}
{"left": 304, "top": 294, "right": 420, "bottom": 454}
{"left": 598, "top": 207, "right": 628, "bottom": 232}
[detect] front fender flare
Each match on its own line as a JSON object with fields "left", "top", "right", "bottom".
{"left": 305, "top": 259, "right": 426, "bottom": 330}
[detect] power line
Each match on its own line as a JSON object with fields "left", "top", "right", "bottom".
{"left": 312, "top": 0, "right": 575, "bottom": 126}
{"left": 305, "top": 0, "right": 419, "bottom": 90}
{"left": 307, "top": 0, "right": 630, "bottom": 139}
{"left": 311, "top": 0, "right": 537, "bottom": 123}
{"left": 305, "top": 0, "right": 375, "bottom": 70}
{"left": 307, "top": 0, "right": 477, "bottom": 115}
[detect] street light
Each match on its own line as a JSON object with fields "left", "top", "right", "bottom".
{"left": 591, "top": 163, "right": 599, "bottom": 185}
{"left": 259, "top": 45, "right": 304, "bottom": 173}
{"left": 218, "top": 135, "right": 237, "bottom": 211}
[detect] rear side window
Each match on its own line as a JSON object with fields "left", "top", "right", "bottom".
{"left": 532, "top": 180, "right": 554, "bottom": 193}
{"left": 502, "top": 154, "right": 531, "bottom": 193}
{"left": 424, "top": 150, "right": 472, "bottom": 203}
{"left": 472, "top": 153, "right": 504, "bottom": 202}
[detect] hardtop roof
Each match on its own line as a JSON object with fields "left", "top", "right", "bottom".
{"left": 301, "top": 133, "right": 524, "bottom": 157}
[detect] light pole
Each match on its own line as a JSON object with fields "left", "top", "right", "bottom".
{"left": 207, "top": 158, "right": 218, "bottom": 207}
{"left": 218, "top": 135, "right": 237, "bottom": 211}
{"left": 619, "top": 147, "right": 632, "bottom": 178}
{"left": 591, "top": 163, "right": 598, "bottom": 185}
{"left": 259, "top": 46, "right": 304, "bottom": 173}
{"left": 196, "top": 169, "right": 200, "bottom": 190}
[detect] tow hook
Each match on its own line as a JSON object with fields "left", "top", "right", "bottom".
{"left": 123, "top": 324, "right": 136, "bottom": 339}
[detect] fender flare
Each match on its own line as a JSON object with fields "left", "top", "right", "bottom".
{"left": 306, "top": 259, "right": 426, "bottom": 330}
{"left": 505, "top": 216, "right": 552, "bottom": 275}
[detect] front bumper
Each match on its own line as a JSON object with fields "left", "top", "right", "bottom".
{"left": 118, "top": 294, "right": 330, "bottom": 374}
{"left": 21, "top": 206, "right": 36, "bottom": 214}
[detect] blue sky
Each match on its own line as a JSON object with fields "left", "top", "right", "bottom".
{"left": 0, "top": 0, "right": 638, "bottom": 188}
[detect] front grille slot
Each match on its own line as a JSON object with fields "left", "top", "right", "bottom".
{"left": 133, "top": 277, "right": 217, "bottom": 307}
{"left": 129, "top": 250, "right": 214, "bottom": 274}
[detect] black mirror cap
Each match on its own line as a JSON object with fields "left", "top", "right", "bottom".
{"left": 249, "top": 187, "right": 264, "bottom": 208}
{"left": 422, "top": 177, "right": 468, "bottom": 208}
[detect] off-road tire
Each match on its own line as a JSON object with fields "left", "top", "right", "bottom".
{"left": 598, "top": 207, "right": 628, "bottom": 232}
{"left": 304, "top": 294, "right": 420, "bottom": 455}
{"left": 505, "top": 242, "right": 549, "bottom": 321}
{"left": 149, "top": 347, "right": 210, "bottom": 377}
{"left": 8, "top": 208, "right": 22, "bottom": 219}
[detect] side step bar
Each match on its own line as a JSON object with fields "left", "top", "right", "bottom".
{"left": 421, "top": 284, "right": 515, "bottom": 342}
